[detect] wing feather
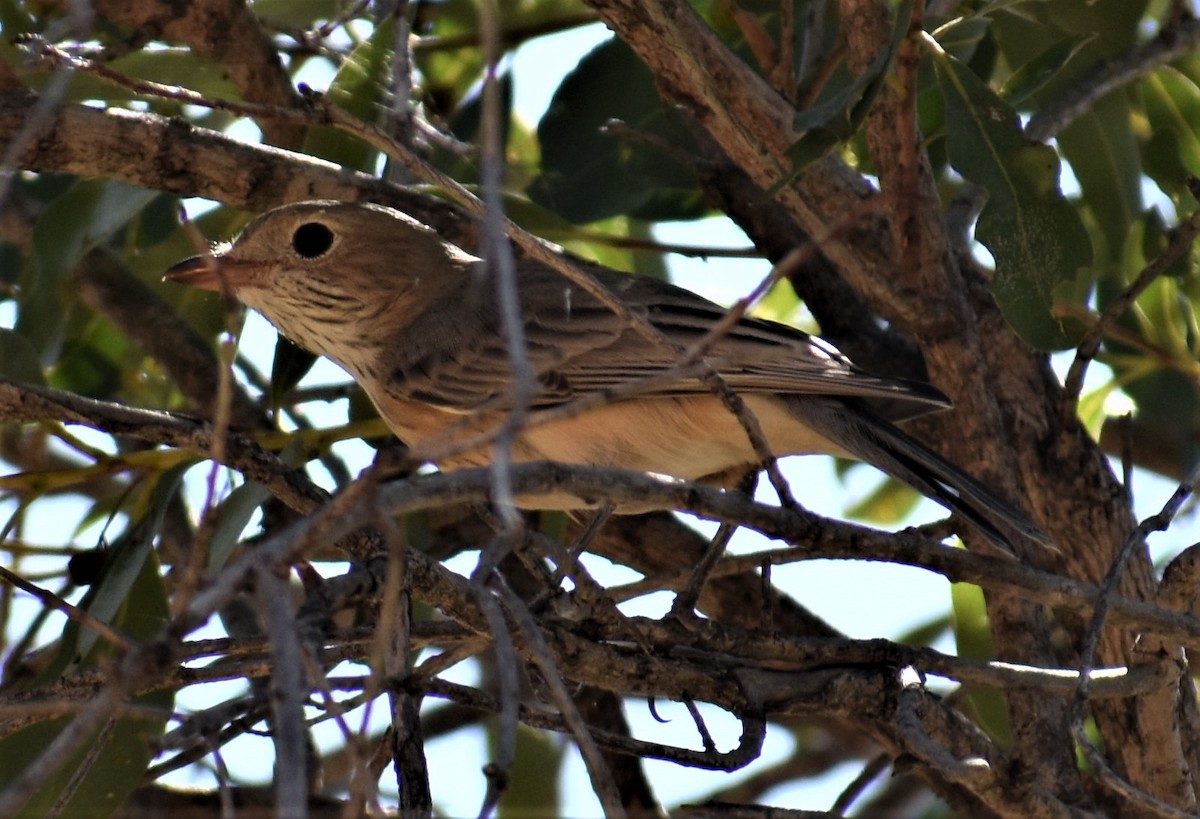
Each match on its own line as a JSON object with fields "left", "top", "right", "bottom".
{"left": 388, "top": 261, "right": 949, "bottom": 419}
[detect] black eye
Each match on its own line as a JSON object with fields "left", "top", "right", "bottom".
{"left": 292, "top": 222, "right": 334, "bottom": 258}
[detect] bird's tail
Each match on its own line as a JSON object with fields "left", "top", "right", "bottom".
{"left": 790, "top": 398, "right": 1054, "bottom": 555}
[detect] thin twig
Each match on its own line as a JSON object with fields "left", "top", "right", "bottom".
{"left": 0, "top": 564, "right": 133, "bottom": 651}
{"left": 1059, "top": 187, "right": 1200, "bottom": 422}
{"left": 493, "top": 576, "right": 627, "bottom": 819}
{"left": 255, "top": 567, "right": 310, "bottom": 814}
{"left": 670, "top": 522, "right": 740, "bottom": 620}
{"left": 1070, "top": 716, "right": 1197, "bottom": 818}
{"left": 0, "top": 379, "right": 328, "bottom": 516}
{"left": 829, "top": 752, "right": 891, "bottom": 815}
{"left": 473, "top": 563, "right": 518, "bottom": 819}
{"left": 1073, "top": 458, "right": 1200, "bottom": 702}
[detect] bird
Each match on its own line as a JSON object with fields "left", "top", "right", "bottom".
{"left": 166, "top": 199, "right": 1048, "bottom": 551}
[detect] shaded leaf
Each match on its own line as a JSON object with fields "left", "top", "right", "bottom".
{"left": 494, "top": 725, "right": 564, "bottom": 819}
{"left": 207, "top": 440, "right": 306, "bottom": 570}
{"left": 1142, "top": 67, "right": 1200, "bottom": 181}
{"left": 431, "top": 72, "right": 514, "bottom": 185}
{"left": 895, "top": 612, "right": 952, "bottom": 648}
{"left": 528, "top": 38, "right": 706, "bottom": 224}
{"left": 24, "top": 180, "right": 158, "bottom": 359}
{"left": 48, "top": 316, "right": 128, "bottom": 398}
{"left": 0, "top": 328, "right": 45, "bottom": 385}
{"left": 254, "top": 0, "right": 354, "bottom": 27}
{"left": 1000, "top": 34, "right": 1094, "bottom": 106}
{"left": 931, "top": 14, "right": 992, "bottom": 66}
{"left": 933, "top": 49, "right": 1092, "bottom": 349}
{"left": 51, "top": 463, "right": 188, "bottom": 674}
{"left": 1058, "top": 90, "right": 1142, "bottom": 261}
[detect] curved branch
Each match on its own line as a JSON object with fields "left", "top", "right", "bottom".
{"left": 41, "top": 0, "right": 307, "bottom": 147}
{"left": 0, "top": 93, "right": 473, "bottom": 244}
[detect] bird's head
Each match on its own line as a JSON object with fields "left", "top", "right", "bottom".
{"left": 166, "top": 200, "right": 477, "bottom": 366}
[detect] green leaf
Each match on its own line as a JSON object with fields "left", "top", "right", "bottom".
{"left": 950, "top": 581, "right": 1012, "bottom": 746}
{"left": 895, "top": 612, "right": 952, "bottom": 648}
{"left": 528, "top": 38, "right": 707, "bottom": 224}
{"left": 206, "top": 439, "right": 306, "bottom": 570}
{"left": 0, "top": 328, "right": 46, "bottom": 385}
{"left": 431, "top": 72, "right": 514, "bottom": 185}
{"left": 493, "top": 725, "right": 564, "bottom": 818}
{"left": 1077, "top": 381, "right": 1120, "bottom": 441}
{"left": 19, "top": 51, "right": 241, "bottom": 104}
{"left": 1058, "top": 91, "right": 1142, "bottom": 262}
{"left": 0, "top": 0, "right": 36, "bottom": 33}
{"left": 1119, "top": 369, "right": 1200, "bottom": 470}
{"left": 55, "top": 464, "right": 188, "bottom": 674}
{"left": 1000, "top": 34, "right": 1094, "bottom": 106}
{"left": 48, "top": 314, "right": 128, "bottom": 398}
{"left": 1027, "top": 0, "right": 1145, "bottom": 57}
{"left": 417, "top": 0, "right": 593, "bottom": 114}
{"left": 930, "top": 14, "right": 992, "bottom": 66}
{"left": 302, "top": 17, "right": 395, "bottom": 173}
{"left": 976, "top": 0, "right": 1051, "bottom": 16}
{"left": 108, "top": 49, "right": 244, "bottom": 102}
{"left": 207, "top": 481, "right": 273, "bottom": 571}
{"left": 24, "top": 180, "right": 158, "bottom": 359}
{"left": 1142, "top": 67, "right": 1200, "bottom": 179}
{"left": 254, "top": 0, "right": 355, "bottom": 28}
{"left": 844, "top": 473, "right": 921, "bottom": 525}
{"left": 933, "top": 50, "right": 1092, "bottom": 350}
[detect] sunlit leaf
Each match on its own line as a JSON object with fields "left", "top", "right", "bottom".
{"left": 302, "top": 18, "right": 394, "bottom": 173}
{"left": 950, "top": 581, "right": 1012, "bottom": 746}
{"left": 845, "top": 473, "right": 921, "bottom": 525}
{"left": 109, "top": 49, "right": 244, "bottom": 101}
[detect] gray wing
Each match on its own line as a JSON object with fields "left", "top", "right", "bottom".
{"left": 388, "top": 261, "right": 949, "bottom": 419}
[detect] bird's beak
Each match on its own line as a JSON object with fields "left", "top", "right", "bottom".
{"left": 164, "top": 256, "right": 264, "bottom": 292}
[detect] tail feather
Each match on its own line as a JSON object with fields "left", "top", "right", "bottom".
{"left": 791, "top": 398, "right": 1053, "bottom": 554}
